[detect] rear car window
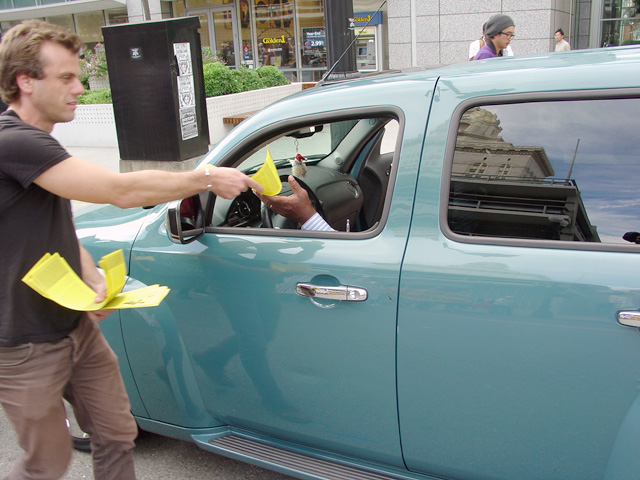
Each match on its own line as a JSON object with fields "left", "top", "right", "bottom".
{"left": 447, "top": 98, "right": 640, "bottom": 246}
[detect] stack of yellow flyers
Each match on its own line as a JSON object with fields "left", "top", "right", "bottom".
{"left": 22, "top": 249, "right": 170, "bottom": 311}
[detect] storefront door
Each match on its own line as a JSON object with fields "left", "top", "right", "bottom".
{"left": 189, "top": 6, "right": 241, "bottom": 68}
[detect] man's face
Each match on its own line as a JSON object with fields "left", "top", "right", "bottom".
{"left": 28, "top": 41, "right": 85, "bottom": 130}
{"left": 555, "top": 31, "right": 564, "bottom": 43}
{"left": 493, "top": 27, "right": 515, "bottom": 51}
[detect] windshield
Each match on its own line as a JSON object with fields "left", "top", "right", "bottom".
{"left": 240, "top": 120, "right": 358, "bottom": 174}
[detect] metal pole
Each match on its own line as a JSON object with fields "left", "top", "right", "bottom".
{"left": 322, "top": 0, "right": 357, "bottom": 81}
{"left": 566, "top": 138, "right": 580, "bottom": 180}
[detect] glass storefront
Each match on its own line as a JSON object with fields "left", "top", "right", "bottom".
{"left": 297, "top": 0, "right": 325, "bottom": 79}
{"left": 45, "top": 14, "right": 74, "bottom": 32}
{"left": 601, "top": 0, "right": 640, "bottom": 46}
{"left": 184, "top": 0, "right": 378, "bottom": 82}
{"left": 254, "top": 0, "right": 296, "bottom": 71}
{"left": 1, "top": 0, "right": 385, "bottom": 81}
{"left": 1, "top": 8, "right": 129, "bottom": 51}
{"left": 185, "top": 0, "right": 325, "bottom": 80}
{"left": 75, "top": 11, "right": 106, "bottom": 44}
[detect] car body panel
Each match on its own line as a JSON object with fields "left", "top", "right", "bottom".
{"left": 74, "top": 46, "right": 640, "bottom": 480}
{"left": 83, "top": 77, "right": 436, "bottom": 467}
{"left": 398, "top": 48, "right": 640, "bottom": 480}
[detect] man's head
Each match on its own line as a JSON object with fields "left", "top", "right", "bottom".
{"left": 0, "top": 19, "right": 83, "bottom": 105}
{"left": 555, "top": 29, "right": 565, "bottom": 43}
{"left": 623, "top": 231, "right": 640, "bottom": 244}
{"left": 484, "top": 14, "right": 515, "bottom": 51}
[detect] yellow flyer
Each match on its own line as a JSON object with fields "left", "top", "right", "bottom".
{"left": 22, "top": 249, "right": 169, "bottom": 311}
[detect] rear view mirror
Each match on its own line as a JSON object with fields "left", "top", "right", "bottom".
{"left": 286, "top": 124, "right": 324, "bottom": 139}
{"left": 167, "top": 194, "right": 206, "bottom": 244}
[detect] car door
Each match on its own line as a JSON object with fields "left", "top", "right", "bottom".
{"left": 398, "top": 79, "right": 640, "bottom": 480}
{"left": 118, "top": 86, "right": 434, "bottom": 466}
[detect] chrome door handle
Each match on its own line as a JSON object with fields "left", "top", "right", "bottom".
{"left": 618, "top": 311, "right": 640, "bottom": 328}
{"left": 296, "top": 283, "right": 368, "bottom": 302}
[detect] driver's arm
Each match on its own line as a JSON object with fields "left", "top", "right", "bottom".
{"left": 255, "top": 175, "right": 335, "bottom": 231}
{"left": 301, "top": 212, "right": 334, "bottom": 232}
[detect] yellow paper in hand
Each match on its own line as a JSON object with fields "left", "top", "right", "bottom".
{"left": 251, "top": 148, "right": 282, "bottom": 196}
{"left": 98, "top": 249, "right": 126, "bottom": 299}
{"left": 22, "top": 249, "right": 171, "bottom": 311}
{"left": 105, "top": 285, "right": 170, "bottom": 309}
{"left": 22, "top": 253, "right": 106, "bottom": 310}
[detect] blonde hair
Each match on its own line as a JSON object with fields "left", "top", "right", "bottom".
{"left": 0, "top": 19, "right": 83, "bottom": 104}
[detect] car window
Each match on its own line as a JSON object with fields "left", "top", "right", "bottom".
{"left": 211, "top": 115, "right": 399, "bottom": 234}
{"left": 237, "top": 120, "right": 358, "bottom": 172}
{"left": 447, "top": 98, "right": 640, "bottom": 247}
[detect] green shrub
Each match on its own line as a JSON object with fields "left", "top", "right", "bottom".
{"left": 203, "top": 64, "right": 289, "bottom": 96}
{"left": 203, "top": 62, "right": 235, "bottom": 97}
{"left": 230, "top": 68, "right": 265, "bottom": 93}
{"left": 256, "top": 65, "right": 289, "bottom": 87}
{"left": 74, "top": 61, "right": 291, "bottom": 104}
{"left": 77, "top": 88, "right": 112, "bottom": 105}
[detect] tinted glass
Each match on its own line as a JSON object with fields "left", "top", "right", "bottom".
{"left": 448, "top": 98, "right": 640, "bottom": 245}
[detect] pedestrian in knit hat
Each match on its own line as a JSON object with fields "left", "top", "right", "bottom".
{"left": 474, "top": 14, "right": 515, "bottom": 60}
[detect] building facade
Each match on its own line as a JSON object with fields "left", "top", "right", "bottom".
{"left": 0, "top": 0, "right": 389, "bottom": 82}
{"left": 1, "top": 0, "right": 639, "bottom": 76}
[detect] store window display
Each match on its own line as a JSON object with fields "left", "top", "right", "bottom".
{"left": 601, "top": 0, "right": 640, "bottom": 46}
{"left": 254, "top": 0, "right": 296, "bottom": 69}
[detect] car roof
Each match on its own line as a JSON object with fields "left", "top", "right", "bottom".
{"left": 212, "top": 45, "right": 640, "bottom": 157}
{"left": 312, "top": 45, "right": 640, "bottom": 95}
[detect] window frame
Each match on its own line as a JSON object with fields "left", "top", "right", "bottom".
{"left": 204, "top": 105, "right": 405, "bottom": 240}
{"left": 440, "top": 87, "right": 640, "bottom": 252}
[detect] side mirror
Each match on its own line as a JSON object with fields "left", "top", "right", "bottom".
{"left": 167, "top": 194, "right": 206, "bottom": 244}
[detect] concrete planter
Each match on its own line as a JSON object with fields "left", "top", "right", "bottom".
{"left": 52, "top": 83, "right": 306, "bottom": 149}
{"left": 206, "top": 83, "right": 302, "bottom": 144}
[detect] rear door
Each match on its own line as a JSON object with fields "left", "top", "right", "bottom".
{"left": 398, "top": 79, "right": 640, "bottom": 480}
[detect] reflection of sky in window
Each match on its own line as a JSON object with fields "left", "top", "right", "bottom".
{"left": 486, "top": 100, "right": 639, "bottom": 244}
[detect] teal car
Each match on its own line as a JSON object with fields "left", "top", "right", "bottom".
{"left": 75, "top": 46, "right": 640, "bottom": 480}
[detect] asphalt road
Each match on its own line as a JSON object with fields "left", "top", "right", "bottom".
{"left": 0, "top": 408, "right": 294, "bottom": 480}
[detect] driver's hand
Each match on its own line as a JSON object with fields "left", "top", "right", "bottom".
{"left": 255, "top": 175, "right": 317, "bottom": 225}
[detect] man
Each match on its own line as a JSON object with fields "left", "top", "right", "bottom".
{"left": 473, "top": 14, "right": 516, "bottom": 60}
{"left": 0, "top": 20, "right": 261, "bottom": 480}
{"left": 623, "top": 231, "right": 640, "bottom": 244}
{"left": 554, "top": 28, "right": 571, "bottom": 52}
{"left": 469, "top": 22, "right": 514, "bottom": 61}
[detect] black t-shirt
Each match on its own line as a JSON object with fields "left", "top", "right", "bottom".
{"left": 0, "top": 110, "right": 83, "bottom": 346}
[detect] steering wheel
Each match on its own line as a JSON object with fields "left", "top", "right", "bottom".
{"left": 260, "top": 175, "right": 323, "bottom": 229}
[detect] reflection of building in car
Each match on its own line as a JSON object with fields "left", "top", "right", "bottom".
{"left": 449, "top": 107, "right": 600, "bottom": 242}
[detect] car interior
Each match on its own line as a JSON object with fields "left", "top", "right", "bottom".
{"left": 209, "top": 115, "right": 400, "bottom": 233}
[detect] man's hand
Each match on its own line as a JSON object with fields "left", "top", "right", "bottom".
{"left": 78, "top": 242, "right": 114, "bottom": 322}
{"left": 209, "top": 167, "right": 263, "bottom": 199}
{"left": 86, "top": 309, "right": 116, "bottom": 322}
{"left": 255, "top": 175, "right": 317, "bottom": 225}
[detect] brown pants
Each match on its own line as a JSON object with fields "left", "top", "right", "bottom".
{"left": 0, "top": 316, "right": 137, "bottom": 480}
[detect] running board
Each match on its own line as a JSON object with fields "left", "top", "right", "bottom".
{"left": 194, "top": 432, "right": 411, "bottom": 480}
